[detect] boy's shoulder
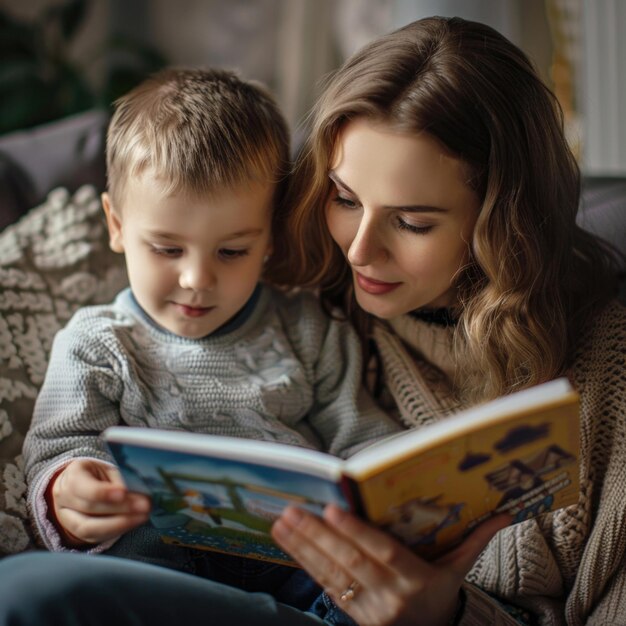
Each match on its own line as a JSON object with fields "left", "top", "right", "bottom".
{"left": 265, "top": 285, "right": 331, "bottom": 325}
{"left": 61, "top": 288, "right": 141, "bottom": 336}
{"left": 263, "top": 284, "right": 353, "bottom": 341}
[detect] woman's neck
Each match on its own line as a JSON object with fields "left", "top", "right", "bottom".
{"left": 409, "top": 307, "right": 458, "bottom": 327}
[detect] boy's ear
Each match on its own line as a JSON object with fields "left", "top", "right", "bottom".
{"left": 101, "top": 192, "right": 125, "bottom": 253}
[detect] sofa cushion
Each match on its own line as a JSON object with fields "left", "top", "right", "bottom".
{"left": 579, "top": 178, "right": 626, "bottom": 270}
{"left": 0, "top": 152, "right": 34, "bottom": 231}
{"left": 0, "top": 109, "right": 108, "bottom": 228}
{"left": 0, "top": 185, "right": 127, "bottom": 555}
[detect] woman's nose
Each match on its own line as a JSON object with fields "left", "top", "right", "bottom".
{"left": 347, "top": 216, "right": 386, "bottom": 267}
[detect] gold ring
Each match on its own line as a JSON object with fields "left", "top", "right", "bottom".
{"left": 339, "top": 580, "right": 359, "bottom": 602}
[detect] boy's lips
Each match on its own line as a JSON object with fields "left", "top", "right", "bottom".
{"left": 174, "top": 303, "right": 215, "bottom": 318}
{"left": 355, "top": 272, "right": 402, "bottom": 295}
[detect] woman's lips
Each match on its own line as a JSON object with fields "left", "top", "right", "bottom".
{"left": 355, "top": 272, "right": 401, "bottom": 295}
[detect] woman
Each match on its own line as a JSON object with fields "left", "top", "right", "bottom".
{"left": 0, "top": 16, "right": 623, "bottom": 626}
{"left": 267, "top": 15, "right": 625, "bottom": 625}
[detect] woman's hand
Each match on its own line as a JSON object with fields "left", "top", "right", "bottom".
{"left": 48, "top": 459, "right": 151, "bottom": 547}
{"left": 272, "top": 504, "right": 510, "bottom": 626}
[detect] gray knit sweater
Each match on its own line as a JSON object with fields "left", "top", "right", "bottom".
{"left": 24, "top": 285, "right": 400, "bottom": 551}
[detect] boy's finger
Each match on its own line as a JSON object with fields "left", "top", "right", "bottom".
{"left": 56, "top": 471, "right": 150, "bottom": 514}
{"left": 65, "top": 493, "right": 151, "bottom": 516}
{"left": 57, "top": 465, "right": 123, "bottom": 504}
{"left": 101, "top": 464, "right": 126, "bottom": 487}
{"left": 59, "top": 510, "right": 150, "bottom": 545}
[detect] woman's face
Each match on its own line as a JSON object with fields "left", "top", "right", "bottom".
{"left": 325, "top": 118, "right": 481, "bottom": 319}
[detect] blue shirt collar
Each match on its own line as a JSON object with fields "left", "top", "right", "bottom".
{"left": 123, "top": 284, "right": 262, "bottom": 339}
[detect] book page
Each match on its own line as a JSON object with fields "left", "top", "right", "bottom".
{"left": 345, "top": 378, "right": 576, "bottom": 479}
{"left": 107, "top": 437, "right": 351, "bottom": 565}
{"left": 105, "top": 427, "right": 344, "bottom": 480}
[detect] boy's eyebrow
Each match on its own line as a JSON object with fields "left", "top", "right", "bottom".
{"left": 328, "top": 170, "right": 448, "bottom": 213}
{"left": 223, "top": 227, "right": 264, "bottom": 239}
{"left": 145, "top": 228, "right": 264, "bottom": 239}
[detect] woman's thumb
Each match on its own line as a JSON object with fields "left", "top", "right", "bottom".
{"left": 436, "top": 514, "right": 512, "bottom": 575}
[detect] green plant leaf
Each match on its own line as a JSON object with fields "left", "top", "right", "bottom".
{"left": 0, "top": 66, "right": 56, "bottom": 133}
{"left": 0, "top": 9, "right": 38, "bottom": 62}
{"left": 0, "top": 1, "right": 169, "bottom": 134}
{"left": 43, "top": 0, "right": 88, "bottom": 42}
{"left": 51, "top": 61, "right": 94, "bottom": 112}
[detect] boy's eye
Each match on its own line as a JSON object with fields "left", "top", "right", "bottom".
{"left": 332, "top": 195, "right": 359, "bottom": 210}
{"left": 218, "top": 248, "right": 249, "bottom": 260}
{"left": 151, "top": 245, "right": 182, "bottom": 257}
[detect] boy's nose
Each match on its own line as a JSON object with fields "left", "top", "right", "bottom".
{"left": 179, "top": 262, "right": 216, "bottom": 291}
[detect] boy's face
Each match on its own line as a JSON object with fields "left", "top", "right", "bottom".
{"left": 102, "top": 171, "right": 273, "bottom": 338}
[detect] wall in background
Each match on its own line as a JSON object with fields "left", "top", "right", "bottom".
{"left": 106, "top": 0, "right": 558, "bottom": 140}
{"left": 579, "top": 1, "right": 626, "bottom": 175}
{"left": 2, "top": 0, "right": 624, "bottom": 175}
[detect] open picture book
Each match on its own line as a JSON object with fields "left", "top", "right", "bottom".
{"left": 104, "top": 377, "right": 580, "bottom": 566}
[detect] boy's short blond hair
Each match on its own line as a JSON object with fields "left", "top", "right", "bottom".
{"left": 106, "top": 67, "right": 290, "bottom": 207}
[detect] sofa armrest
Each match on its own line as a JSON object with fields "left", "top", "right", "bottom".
{"left": 0, "top": 185, "right": 127, "bottom": 556}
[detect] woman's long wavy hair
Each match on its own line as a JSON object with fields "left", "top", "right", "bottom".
{"left": 268, "top": 16, "right": 620, "bottom": 403}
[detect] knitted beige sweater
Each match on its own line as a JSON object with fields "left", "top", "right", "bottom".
{"left": 373, "top": 300, "right": 626, "bottom": 626}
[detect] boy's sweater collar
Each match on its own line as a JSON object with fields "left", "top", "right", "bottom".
{"left": 119, "top": 284, "right": 262, "bottom": 340}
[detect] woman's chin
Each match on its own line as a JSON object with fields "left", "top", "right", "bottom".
{"left": 354, "top": 293, "right": 402, "bottom": 320}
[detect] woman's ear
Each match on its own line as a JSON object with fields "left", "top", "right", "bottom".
{"left": 101, "top": 193, "right": 125, "bottom": 253}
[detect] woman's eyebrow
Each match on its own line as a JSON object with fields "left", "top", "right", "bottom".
{"left": 329, "top": 170, "right": 354, "bottom": 194}
{"left": 328, "top": 170, "right": 448, "bottom": 213}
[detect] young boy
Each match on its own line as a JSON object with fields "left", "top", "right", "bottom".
{"left": 23, "top": 68, "right": 399, "bottom": 610}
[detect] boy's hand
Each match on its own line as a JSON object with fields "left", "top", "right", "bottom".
{"left": 49, "top": 459, "right": 151, "bottom": 547}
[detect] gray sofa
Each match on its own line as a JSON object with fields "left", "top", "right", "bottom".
{"left": 0, "top": 111, "right": 623, "bottom": 556}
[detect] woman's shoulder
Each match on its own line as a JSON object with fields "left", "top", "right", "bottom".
{"left": 573, "top": 299, "right": 625, "bottom": 357}
{"left": 569, "top": 298, "right": 625, "bottom": 405}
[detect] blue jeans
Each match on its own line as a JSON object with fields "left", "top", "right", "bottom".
{"left": 309, "top": 592, "right": 360, "bottom": 626}
{"left": 0, "top": 551, "right": 355, "bottom": 626}
{"left": 103, "top": 524, "right": 356, "bottom": 625}
{"left": 103, "top": 523, "right": 321, "bottom": 610}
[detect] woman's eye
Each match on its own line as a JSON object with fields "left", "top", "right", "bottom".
{"left": 151, "top": 245, "right": 182, "bottom": 257}
{"left": 218, "top": 248, "right": 249, "bottom": 260}
{"left": 396, "top": 218, "right": 433, "bottom": 235}
{"left": 333, "top": 195, "right": 359, "bottom": 209}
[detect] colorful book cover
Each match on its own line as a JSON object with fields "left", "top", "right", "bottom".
{"left": 350, "top": 397, "right": 579, "bottom": 558}
{"left": 106, "top": 440, "right": 351, "bottom": 566}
